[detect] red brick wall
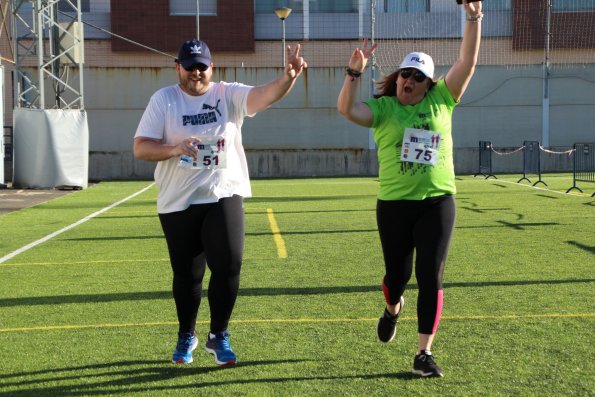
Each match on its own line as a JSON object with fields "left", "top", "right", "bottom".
{"left": 513, "top": 0, "right": 595, "bottom": 50}
{"left": 110, "top": 0, "right": 254, "bottom": 53}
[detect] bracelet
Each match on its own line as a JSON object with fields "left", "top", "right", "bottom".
{"left": 467, "top": 13, "right": 483, "bottom": 22}
{"left": 345, "top": 67, "right": 362, "bottom": 81}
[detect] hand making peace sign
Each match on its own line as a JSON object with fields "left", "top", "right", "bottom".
{"left": 285, "top": 44, "right": 308, "bottom": 79}
{"left": 349, "top": 38, "right": 378, "bottom": 74}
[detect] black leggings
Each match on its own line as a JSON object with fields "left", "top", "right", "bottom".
{"left": 377, "top": 195, "right": 455, "bottom": 335}
{"left": 158, "top": 195, "right": 244, "bottom": 335}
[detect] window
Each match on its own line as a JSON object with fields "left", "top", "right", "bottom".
{"left": 255, "top": 0, "right": 304, "bottom": 14}
{"left": 309, "top": 0, "right": 358, "bottom": 13}
{"left": 380, "top": 0, "right": 429, "bottom": 13}
{"left": 553, "top": 0, "right": 595, "bottom": 11}
{"left": 58, "top": 0, "right": 90, "bottom": 12}
{"left": 482, "top": 0, "right": 511, "bottom": 11}
{"left": 170, "top": 0, "right": 217, "bottom": 16}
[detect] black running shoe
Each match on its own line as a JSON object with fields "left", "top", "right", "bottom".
{"left": 412, "top": 350, "right": 444, "bottom": 378}
{"left": 376, "top": 296, "right": 404, "bottom": 343}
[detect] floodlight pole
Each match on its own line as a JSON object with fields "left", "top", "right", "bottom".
{"left": 542, "top": 0, "right": 551, "bottom": 148}
{"left": 51, "top": 1, "right": 61, "bottom": 107}
{"left": 369, "top": 0, "right": 376, "bottom": 150}
{"left": 196, "top": 0, "right": 200, "bottom": 40}
{"left": 274, "top": 7, "right": 292, "bottom": 67}
{"left": 281, "top": 18, "right": 286, "bottom": 66}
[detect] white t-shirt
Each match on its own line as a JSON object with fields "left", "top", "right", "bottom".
{"left": 135, "top": 82, "right": 254, "bottom": 213}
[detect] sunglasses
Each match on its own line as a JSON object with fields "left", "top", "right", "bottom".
{"left": 400, "top": 68, "right": 427, "bottom": 83}
{"left": 182, "top": 63, "right": 209, "bottom": 72}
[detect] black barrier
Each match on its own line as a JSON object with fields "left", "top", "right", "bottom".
{"left": 3, "top": 126, "right": 12, "bottom": 161}
{"left": 566, "top": 143, "right": 595, "bottom": 196}
{"left": 473, "top": 141, "right": 497, "bottom": 179}
{"left": 517, "top": 141, "right": 547, "bottom": 186}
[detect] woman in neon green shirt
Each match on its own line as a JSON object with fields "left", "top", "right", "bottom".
{"left": 337, "top": 0, "right": 483, "bottom": 378}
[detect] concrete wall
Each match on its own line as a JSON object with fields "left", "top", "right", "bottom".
{"left": 5, "top": 63, "right": 595, "bottom": 182}
{"left": 83, "top": 63, "right": 594, "bottom": 180}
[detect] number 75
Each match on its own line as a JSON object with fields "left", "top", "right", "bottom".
{"left": 414, "top": 149, "right": 432, "bottom": 161}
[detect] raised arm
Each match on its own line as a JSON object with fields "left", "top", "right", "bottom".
{"left": 337, "top": 38, "right": 377, "bottom": 127}
{"left": 247, "top": 44, "right": 307, "bottom": 115}
{"left": 445, "top": 1, "right": 483, "bottom": 101}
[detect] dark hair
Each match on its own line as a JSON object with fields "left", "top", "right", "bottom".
{"left": 373, "top": 69, "right": 436, "bottom": 99}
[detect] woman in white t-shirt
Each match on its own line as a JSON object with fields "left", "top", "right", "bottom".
{"left": 134, "top": 39, "right": 307, "bottom": 367}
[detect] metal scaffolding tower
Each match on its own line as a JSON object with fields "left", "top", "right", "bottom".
{"left": 11, "top": 0, "right": 84, "bottom": 109}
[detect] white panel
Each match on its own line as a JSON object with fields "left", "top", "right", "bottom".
{"left": 13, "top": 108, "right": 89, "bottom": 188}
{"left": 0, "top": 67, "right": 3, "bottom": 185}
{"left": 59, "top": 22, "right": 84, "bottom": 64}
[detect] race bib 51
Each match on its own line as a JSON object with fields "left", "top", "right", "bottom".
{"left": 180, "top": 135, "right": 227, "bottom": 170}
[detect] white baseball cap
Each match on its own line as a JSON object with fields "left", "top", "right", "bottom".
{"left": 399, "top": 52, "right": 434, "bottom": 79}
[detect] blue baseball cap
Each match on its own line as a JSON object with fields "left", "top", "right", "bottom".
{"left": 176, "top": 39, "right": 211, "bottom": 68}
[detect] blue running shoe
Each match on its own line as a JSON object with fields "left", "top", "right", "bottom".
{"left": 172, "top": 332, "right": 198, "bottom": 364}
{"left": 205, "top": 331, "right": 237, "bottom": 366}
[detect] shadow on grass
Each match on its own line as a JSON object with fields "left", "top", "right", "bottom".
{"left": 0, "top": 358, "right": 336, "bottom": 397}
{"left": 248, "top": 195, "right": 377, "bottom": 203}
{"left": 57, "top": 218, "right": 564, "bottom": 242}
{"left": 0, "top": 358, "right": 419, "bottom": 397}
{"left": 495, "top": 221, "right": 559, "bottom": 230}
{"left": 246, "top": 208, "right": 375, "bottom": 215}
{"left": 58, "top": 228, "right": 381, "bottom": 241}
{"left": 247, "top": 229, "right": 379, "bottom": 236}
{"left": 59, "top": 235, "right": 164, "bottom": 241}
{"left": 56, "top": 235, "right": 165, "bottom": 241}
{"left": 535, "top": 194, "right": 559, "bottom": 199}
{"left": 459, "top": 206, "right": 511, "bottom": 213}
{"left": 1, "top": 279, "right": 593, "bottom": 307}
{"left": 566, "top": 240, "right": 595, "bottom": 254}
{"left": 31, "top": 199, "right": 157, "bottom": 211}
{"left": 94, "top": 215, "right": 158, "bottom": 219}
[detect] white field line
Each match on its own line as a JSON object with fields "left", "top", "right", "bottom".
{"left": 0, "top": 183, "right": 155, "bottom": 264}
{"left": 486, "top": 178, "right": 588, "bottom": 197}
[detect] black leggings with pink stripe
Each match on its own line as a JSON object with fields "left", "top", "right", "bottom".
{"left": 377, "top": 195, "right": 455, "bottom": 335}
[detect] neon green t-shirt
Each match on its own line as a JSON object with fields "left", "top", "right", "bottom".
{"left": 364, "top": 79, "right": 458, "bottom": 201}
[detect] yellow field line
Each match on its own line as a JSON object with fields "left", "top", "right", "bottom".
{"left": 1, "top": 313, "right": 592, "bottom": 333}
{"left": 0, "top": 258, "right": 171, "bottom": 266}
{"left": 0, "top": 321, "right": 178, "bottom": 332}
{"left": 267, "top": 208, "right": 287, "bottom": 259}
